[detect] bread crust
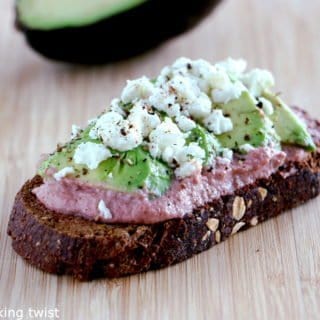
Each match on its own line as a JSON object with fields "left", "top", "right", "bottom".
{"left": 7, "top": 109, "right": 320, "bottom": 280}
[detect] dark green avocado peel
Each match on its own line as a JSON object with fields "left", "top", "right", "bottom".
{"left": 16, "top": 0, "right": 222, "bottom": 64}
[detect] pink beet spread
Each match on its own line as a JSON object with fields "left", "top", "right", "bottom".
{"left": 32, "top": 146, "right": 310, "bottom": 224}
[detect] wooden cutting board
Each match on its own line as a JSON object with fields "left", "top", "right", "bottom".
{"left": 1, "top": 1, "right": 319, "bottom": 319}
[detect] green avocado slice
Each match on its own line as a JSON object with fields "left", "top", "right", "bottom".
{"left": 186, "top": 125, "right": 222, "bottom": 164}
{"left": 17, "top": 0, "right": 147, "bottom": 30}
{"left": 39, "top": 126, "right": 172, "bottom": 197}
{"left": 263, "top": 92, "right": 316, "bottom": 151}
{"left": 216, "top": 91, "right": 279, "bottom": 150}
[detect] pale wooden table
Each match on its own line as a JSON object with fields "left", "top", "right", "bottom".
{"left": 1, "top": 1, "right": 319, "bottom": 319}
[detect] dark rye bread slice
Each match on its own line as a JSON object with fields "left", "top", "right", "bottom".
{"left": 7, "top": 108, "right": 320, "bottom": 281}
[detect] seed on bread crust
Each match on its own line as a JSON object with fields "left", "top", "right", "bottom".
{"left": 232, "top": 196, "right": 246, "bottom": 220}
{"left": 231, "top": 222, "right": 246, "bottom": 235}
{"left": 250, "top": 216, "right": 259, "bottom": 226}
{"left": 202, "top": 231, "right": 211, "bottom": 242}
{"left": 215, "top": 231, "right": 221, "bottom": 243}
{"left": 258, "top": 187, "right": 268, "bottom": 200}
{"left": 206, "top": 218, "right": 219, "bottom": 232}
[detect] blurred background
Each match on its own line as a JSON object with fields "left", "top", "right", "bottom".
{"left": 1, "top": 0, "right": 319, "bottom": 319}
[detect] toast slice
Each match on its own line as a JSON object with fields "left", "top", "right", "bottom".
{"left": 7, "top": 108, "right": 320, "bottom": 280}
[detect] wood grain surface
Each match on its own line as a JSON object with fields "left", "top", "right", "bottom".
{"left": 1, "top": 0, "right": 320, "bottom": 319}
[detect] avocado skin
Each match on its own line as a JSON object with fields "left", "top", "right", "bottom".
{"left": 17, "top": 0, "right": 222, "bottom": 64}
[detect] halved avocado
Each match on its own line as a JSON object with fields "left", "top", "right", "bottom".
{"left": 16, "top": 0, "right": 222, "bottom": 64}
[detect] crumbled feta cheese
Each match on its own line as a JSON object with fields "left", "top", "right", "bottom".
{"left": 172, "top": 57, "right": 193, "bottom": 71}
{"left": 188, "top": 59, "right": 216, "bottom": 92}
{"left": 98, "top": 200, "right": 112, "bottom": 220}
{"left": 208, "top": 68, "right": 231, "bottom": 90}
{"left": 259, "top": 97, "right": 274, "bottom": 115}
{"left": 121, "top": 76, "right": 155, "bottom": 103}
{"left": 148, "top": 118, "right": 185, "bottom": 159}
{"left": 161, "top": 142, "right": 206, "bottom": 170}
{"left": 108, "top": 98, "right": 126, "bottom": 116}
{"left": 149, "top": 88, "right": 180, "bottom": 117}
{"left": 221, "top": 148, "right": 233, "bottom": 161}
{"left": 148, "top": 143, "right": 160, "bottom": 159}
{"left": 90, "top": 112, "right": 143, "bottom": 151}
{"left": 128, "top": 102, "right": 161, "bottom": 137}
{"left": 216, "top": 58, "right": 247, "bottom": 80}
{"left": 162, "top": 146, "right": 175, "bottom": 164}
{"left": 175, "top": 115, "right": 196, "bottom": 132}
{"left": 73, "top": 142, "right": 112, "bottom": 170}
{"left": 159, "top": 58, "right": 232, "bottom": 94}
{"left": 204, "top": 109, "right": 233, "bottom": 134}
{"left": 187, "top": 92, "right": 212, "bottom": 119}
{"left": 87, "top": 118, "right": 97, "bottom": 126}
{"left": 168, "top": 75, "right": 200, "bottom": 103}
{"left": 165, "top": 103, "right": 181, "bottom": 118}
{"left": 175, "top": 143, "right": 206, "bottom": 164}
{"left": 53, "top": 167, "right": 75, "bottom": 181}
{"left": 239, "top": 144, "right": 255, "bottom": 153}
{"left": 88, "top": 128, "right": 98, "bottom": 140}
{"left": 175, "top": 160, "right": 202, "bottom": 178}
{"left": 241, "top": 69, "right": 275, "bottom": 97}
{"left": 71, "top": 125, "right": 81, "bottom": 139}
{"left": 157, "top": 66, "right": 172, "bottom": 85}
{"left": 212, "top": 81, "right": 246, "bottom": 104}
